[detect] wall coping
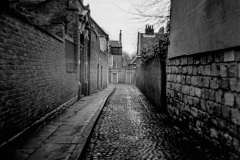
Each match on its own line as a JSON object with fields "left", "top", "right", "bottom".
{"left": 168, "top": 45, "right": 240, "bottom": 60}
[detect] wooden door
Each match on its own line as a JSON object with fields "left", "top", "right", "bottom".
{"left": 112, "top": 73, "right": 118, "bottom": 83}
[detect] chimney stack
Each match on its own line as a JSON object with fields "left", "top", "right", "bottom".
{"left": 119, "top": 30, "right": 122, "bottom": 42}
{"left": 145, "top": 25, "right": 154, "bottom": 35}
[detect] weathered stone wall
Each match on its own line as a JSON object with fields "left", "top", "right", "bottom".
{"left": 136, "top": 54, "right": 166, "bottom": 110}
{"left": 167, "top": 49, "right": 240, "bottom": 153}
{"left": 0, "top": 12, "right": 78, "bottom": 144}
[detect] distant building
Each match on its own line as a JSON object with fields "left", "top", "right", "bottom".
{"left": 135, "top": 24, "right": 168, "bottom": 111}
{"left": 109, "top": 31, "right": 135, "bottom": 83}
{"left": 137, "top": 25, "right": 165, "bottom": 57}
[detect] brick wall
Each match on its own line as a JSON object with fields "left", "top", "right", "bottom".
{"left": 136, "top": 54, "right": 166, "bottom": 110}
{"left": 136, "top": 67, "right": 143, "bottom": 90}
{"left": 0, "top": 12, "right": 78, "bottom": 144}
{"left": 138, "top": 33, "right": 157, "bottom": 56}
{"left": 167, "top": 49, "right": 240, "bottom": 154}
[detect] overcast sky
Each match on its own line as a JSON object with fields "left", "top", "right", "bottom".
{"left": 84, "top": 0, "right": 169, "bottom": 56}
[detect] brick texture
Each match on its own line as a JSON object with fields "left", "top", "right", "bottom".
{"left": 0, "top": 12, "right": 78, "bottom": 144}
{"left": 167, "top": 50, "right": 240, "bottom": 154}
{"left": 136, "top": 54, "right": 166, "bottom": 110}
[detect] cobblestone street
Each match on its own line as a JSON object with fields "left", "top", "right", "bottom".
{"left": 82, "top": 84, "right": 231, "bottom": 160}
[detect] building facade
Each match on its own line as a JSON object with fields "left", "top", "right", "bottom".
{"left": 109, "top": 38, "right": 124, "bottom": 83}
{"left": 89, "top": 17, "right": 109, "bottom": 94}
{"left": 0, "top": 0, "right": 109, "bottom": 147}
{"left": 109, "top": 31, "right": 136, "bottom": 84}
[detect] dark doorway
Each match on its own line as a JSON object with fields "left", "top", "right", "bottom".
{"left": 97, "top": 63, "right": 99, "bottom": 90}
{"left": 101, "top": 66, "right": 103, "bottom": 89}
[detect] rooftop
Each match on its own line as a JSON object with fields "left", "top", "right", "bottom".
{"left": 110, "top": 40, "right": 122, "bottom": 48}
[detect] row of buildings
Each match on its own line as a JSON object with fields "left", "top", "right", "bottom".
{"left": 109, "top": 31, "right": 136, "bottom": 84}
{"left": 0, "top": 0, "right": 134, "bottom": 147}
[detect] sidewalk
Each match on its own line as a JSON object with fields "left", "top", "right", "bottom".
{"left": 1, "top": 84, "right": 115, "bottom": 160}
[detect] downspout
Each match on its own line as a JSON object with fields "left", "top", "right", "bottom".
{"left": 87, "top": 28, "right": 91, "bottom": 95}
{"left": 76, "top": 15, "right": 81, "bottom": 99}
{"left": 137, "top": 32, "right": 139, "bottom": 56}
{"left": 87, "top": 11, "right": 92, "bottom": 95}
{"left": 106, "top": 36, "right": 109, "bottom": 85}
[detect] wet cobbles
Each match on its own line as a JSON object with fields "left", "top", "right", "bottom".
{"left": 82, "top": 84, "right": 231, "bottom": 160}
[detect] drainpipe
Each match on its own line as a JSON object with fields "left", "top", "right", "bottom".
{"left": 106, "top": 36, "right": 109, "bottom": 85}
{"left": 137, "top": 32, "right": 139, "bottom": 56}
{"left": 74, "top": 11, "right": 81, "bottom": 99}
{"left": 86, "top": 9, "right": 91, "bottom": 95}
{"left": 87, "top": 28, "right": 91, "bottom": 95}
{"left": 119, "top": 30, "right": 122, "bottom": 42}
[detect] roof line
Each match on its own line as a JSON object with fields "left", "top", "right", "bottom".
{"left": 90, "top": 17, "right": 109, "bottom": 39}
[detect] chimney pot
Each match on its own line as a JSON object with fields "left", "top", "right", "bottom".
{"left": 119, "top": 30, "right": 122, "bottom": 42}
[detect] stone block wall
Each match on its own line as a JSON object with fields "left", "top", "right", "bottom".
{"left": 136, "top": 54, "right": 165, "bottom": 110}
{"left": 167, "top": 49, "right": 240, "bottom": 154}
{"left": 0, "top": 12, "right": 78, "bottom": 144}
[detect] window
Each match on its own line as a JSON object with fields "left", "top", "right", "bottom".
{"left": 65, "top": 39, "right": 77, "bottom": 72}
{"left": 99, "top": 37, "right": 107, "bottom": 52}
{"left": 109, "top": 55, "right": 113, "bottom": 67}
{"left": 111, "top": 48, "right": 122, "bottom": 54}
{"left": 113, "top": 60, "right": 117, "bottom": 69}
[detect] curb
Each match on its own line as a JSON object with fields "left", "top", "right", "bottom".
{"left": 69, "top": 85, "right": 116, "bottom": 160}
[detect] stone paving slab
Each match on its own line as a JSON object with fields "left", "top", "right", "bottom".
{"left": 0, "top": 84, "right": 115, "bottom": 160}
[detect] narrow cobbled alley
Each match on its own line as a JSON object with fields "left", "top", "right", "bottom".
{"left": 82, "top": 84, "right": 231, "bottom": 160}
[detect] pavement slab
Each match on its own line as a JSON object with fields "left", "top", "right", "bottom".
{"left": 0, "top": 84, "right": 115, "bottom": 160}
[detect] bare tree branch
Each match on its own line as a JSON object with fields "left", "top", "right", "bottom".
{"left": 127, "top": 0, "right": 171, "bottom": 30}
